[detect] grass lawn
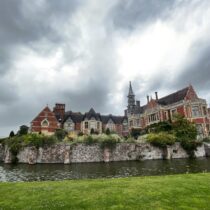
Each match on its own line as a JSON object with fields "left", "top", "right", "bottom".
{"left": 0, "top": 173, "right": 210, "bottom": 210}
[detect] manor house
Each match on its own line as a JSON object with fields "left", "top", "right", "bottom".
{"left": 30, "top": 83, "right": 210, "bottom": 137}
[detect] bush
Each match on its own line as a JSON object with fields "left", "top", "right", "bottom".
{"left": 9, "top": 131, "right": 15, "bottom": 138}
{"left": 130, "top": 128, "right": 141, "bottom": 139}
{"left": 105, "top": 128, "right": 111, "bottom": 135}
{"left": 54, "top": 129, "right": 67, "bottom": 141}
{"left": 148, "top": 121, "right": 172, "bottom": 133}
{"left": 147, "top": 132, "right": 176, "bottom": 148}
{"left": 84, "top": 135, "right": 98, "bottom": 145}
{"left": 100, "top": 134, "right": 121, "bottom": 150}
{"left": 181, "top": 141, "right": 202, "bottom": 158}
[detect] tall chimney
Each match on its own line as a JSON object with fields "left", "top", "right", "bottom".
{"left": 124, "top": 109, "right": 127, "bottom": 116}
{"left": 155, "top": 92, "right": 158, "bottom": 100}
{"left": 147, "top": 95, "right": 149, "bottom": 103}
{"left": 136, "top": 100, "right": 140, "bottom": 107}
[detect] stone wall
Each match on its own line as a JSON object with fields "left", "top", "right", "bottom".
{"left": 0, "top": 142, "right": 207, "bottom": 164}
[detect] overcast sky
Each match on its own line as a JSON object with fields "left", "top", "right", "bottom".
{"left": 1, "top": 0, "right": 210, "bottom": 137}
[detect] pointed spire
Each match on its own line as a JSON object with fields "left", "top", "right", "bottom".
{"left": 128, "top": 81, "right": 134, "bottom": 96}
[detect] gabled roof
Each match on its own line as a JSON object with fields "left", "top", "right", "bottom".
{"left": 63, "top": 111, "right": 84, "bottom": 123}
{"left": 157, "top": 87, "right": 189, "bottom": 105}
{"left": 101, "top": 114, "right": 127, "bottom": 124}
{"left": 83, "top": 108, "right": 101, "bottom": 120}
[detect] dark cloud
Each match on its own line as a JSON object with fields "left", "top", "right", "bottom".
{"left": 109, "top": 0, "right": 174, "bottom": 31}
{"left": 0, "top": 0, "right": 210, "bottom": 137}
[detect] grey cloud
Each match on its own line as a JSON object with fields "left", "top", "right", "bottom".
{"left": 109, "top": 0, "right": 174, "bottom": 31}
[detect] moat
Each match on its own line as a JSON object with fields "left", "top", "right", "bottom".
{"left": 1, "top": 158, "right": 210, "bottom": 182}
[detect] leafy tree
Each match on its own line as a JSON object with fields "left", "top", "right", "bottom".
{"left": 18, "top": 125, "right": 29, "bottom": 136}
{"left": 148, "top": 121, "right": 172, "bottom": 133}
{"left": 172, "top": 114, "right": 198, "bottom": 157}
{"left": 172, "top": 114, "right": 197, "bottom": 142}
{"left": 130, "top": 128, "right": 141, "bottom": 139}
{"left": 9, "top": 131, "right": 15, "bottom": 138}
{"left": 55, "top": 129, "right": 67, "bottom": 141}
{"left": 90, "top": 128, "right": 95, "bottom": 135}
{"left": 105, "top": 128, "right": 111, "bottom": 135}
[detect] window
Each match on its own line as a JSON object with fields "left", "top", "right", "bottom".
{"left": 97, "top": 122, "right": 100, "bottom": 130}
{"left": 136, "top": 119, "right": 140, "bottom": 126}
{"left": 85, "top": 122, "right": 88, "bottom": 129}
{"left": 192, "top": 106, "right": 201, "bottom": 117}
{"left": 203, "top": 106, "right": 207, "bottom": 116}
{"left": 171, "top": 109, "right": 177, "bottom": 117}
{"left": 41, "top": 119, "right": 49, "bottom": 127}
{"left": 123, "top": 120, "right": 128, "bottom": 131}
{"left": 129, "top": 120, "right": 133, "bottom": 127}
{"left": 64, "top": 117, "right": 75, "bottom": 131}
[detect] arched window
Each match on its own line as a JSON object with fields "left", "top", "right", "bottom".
{"left": 41, "top": 119, "right": 49, "bottom": 127}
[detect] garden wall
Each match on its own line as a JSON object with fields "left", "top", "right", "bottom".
{"left": 0, "top": 142, "right": 207, "bottom": 164}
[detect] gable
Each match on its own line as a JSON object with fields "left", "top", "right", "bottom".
{"left": 185, "top": 85, "right": 198, "bottom": 100}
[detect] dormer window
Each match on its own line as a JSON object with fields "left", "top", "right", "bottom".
{"left": 41, "top": 119, "right": 49, "bottom": 127}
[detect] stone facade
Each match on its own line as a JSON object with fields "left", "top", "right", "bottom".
{"left": 0, "top": 142, "right": 207, "bottom": 164}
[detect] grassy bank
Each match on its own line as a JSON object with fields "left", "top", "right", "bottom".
{"left": 0, "top": 173, "right": 210, "bottom": 210}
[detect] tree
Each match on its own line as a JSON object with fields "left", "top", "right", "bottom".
{"left": 172, "top": 114, "right": 197, "bottom": 142}
{"left": 55, "top": 129, "right": 67, "bottom": 141}
{"left": 9, "top": 131, "right": 15, "bottom": 138}
{"left": 105, "top": 128, "right": 111, "bottom": 135}
{"left": 18, "top": 125, "right": 29, "bottom": 136}
{"left": 172, "top": 114, "right": 198, "bottom": 157}
{"left": 90, "top": 128, "right": 95, "bottom": 135}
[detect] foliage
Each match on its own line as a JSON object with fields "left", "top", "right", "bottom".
{"left": 90, "top": 128, "right": 95, "bottom": 135}
{"left": 4, "top": 134, "right": 58, "bottom": 163}
{"left": 130, "top": 128, "right": 141, "bottom": 139}
{"left": 203, "top": 137, "right": 210, "bottom": 142}
{"left": 1, "top": 174, "right": 210, "bottom": 209}
{"left": 9, "top": 131, "right": 15, "bottom": 138}
{"left": 105, "top": 128, "right": 111, "bottom": 135}
{"left": 99, "top": 134, "right": 121, "bottom": 150}
{"left": 148, "top": 121, "right": 172, "bottom": 133}
{"left": 172, "top": 114, "right": 197, "bottom": 142}
{"left": 147, "top": 132, "right": 176, "bottom": 148}
{"left": 18, "top": 125, "right": 29, "bottom": 136}
{"left": 172, "top": 114, "right": 198, "bottom": 157}
{"left": 84, "top": 135, "right": 98, "bottom": 145}
{"left": 78, "top": 131, "right": 84, "bottom": 136}
{"left": 54, "top": 129, "right": 67, "bottom": 141}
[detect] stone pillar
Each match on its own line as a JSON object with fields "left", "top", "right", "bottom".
{"left": 64, "top": 145, "right": 71, "bottom": 164}
{"left": 103, "top": 148, "right": 110, "bottom": 163}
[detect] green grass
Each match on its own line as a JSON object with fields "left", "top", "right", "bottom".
{"left": 0, "top": 173, "right": 210, "bottom": 210}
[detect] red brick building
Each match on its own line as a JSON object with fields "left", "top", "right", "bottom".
{"left": 126, "top": 83, "right": 210, "bottom": 138}
{"left": 30, "top": 106, "right": 60, "bottom": 135}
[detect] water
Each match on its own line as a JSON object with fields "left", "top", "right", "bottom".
{"left": 0, "top": 158, "right": 210, "bottom": 182}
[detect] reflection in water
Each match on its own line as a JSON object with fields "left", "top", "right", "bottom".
{"left": 0, "top": 158, "right": 210, "bottom": 182}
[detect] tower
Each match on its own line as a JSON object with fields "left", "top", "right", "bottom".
{"left": 127, "top": 81, "right": 136, "bottom": 115}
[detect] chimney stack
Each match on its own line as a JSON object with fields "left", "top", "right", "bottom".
{"left": 155, "top": 92, "right": 158, "bottom": 100}
{"left": 147, "top": 95, "right": 149, "bottom": 103}
{"left": 124, "top": 109, "right": 127, "bottom": 116}
{"left": 136, "top": 100, "right": 140, "bottom": 107}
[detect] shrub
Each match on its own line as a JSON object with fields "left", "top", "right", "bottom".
{"left": 148, "top": 121, "right": 172, "bottom": 133}
{"left": 203, "top": 137, "right": 210, "bottom": 142}
{"left": 130, "top": 128, "right": 141, "bottom": 139}
{"left": 54, "top": 129, "right": 67, "bottom": 141}
{"left": 84, "top": 135, "right": 98, "bottom": 145}
{"left": 18, "top": 125, "right": 29, "bottom": 136}
{"left": 147, "top": 132, "right": 176, "bottom": 148}
{"left": 100, "top": 134, "right": 121, "bottom": 150}
{"left": 78, "top": 132, "right": 84, "bottom": 136}
{"left": 172, "top": 114, "right": 197, "bottom": 142}
{"left": 105, "top": 128, "right": 111, "bottom": 135}
{"left": 9, "top": 131, "right": 15, "bottom": 138}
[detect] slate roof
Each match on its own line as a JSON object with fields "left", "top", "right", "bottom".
{"left": 83, "top": 108, "right": 101, "bottom": 120}
{"left": 101, "top": 115, "right": 127, "bottom": 124}
{"left": 63, "top": 111, "right": 84, "bottom": 123}
{"left": 157, "top": 87, "right": 189, "bottom": 105}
